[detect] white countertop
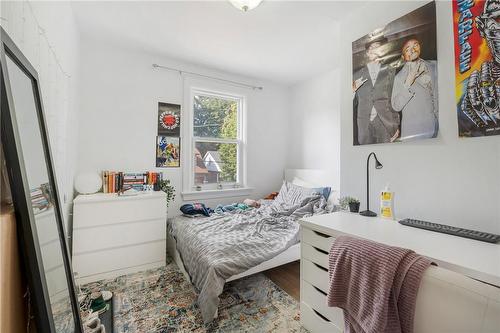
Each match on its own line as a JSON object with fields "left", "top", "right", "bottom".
{"left": 300, "top": 212, "right": 500, "bottom": 287}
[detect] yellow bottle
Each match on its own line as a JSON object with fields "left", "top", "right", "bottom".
{"left": 380, "top": 184, "right": 395, "bottom": 220}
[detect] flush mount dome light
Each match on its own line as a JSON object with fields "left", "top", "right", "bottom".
{"left": 229, "top": 0, "right": 263, "bottom": 12}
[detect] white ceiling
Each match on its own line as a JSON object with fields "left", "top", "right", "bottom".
{"left": 71, "top": 1, "right": 363, "bottom": 85}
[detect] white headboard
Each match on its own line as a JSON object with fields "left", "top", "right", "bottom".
{"left": 284, "top": 169, "right": 336, "bottom": 206}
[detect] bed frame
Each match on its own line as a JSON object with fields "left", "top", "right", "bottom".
{"left": 167, "top": 168, "right": 329, "bottom": 284}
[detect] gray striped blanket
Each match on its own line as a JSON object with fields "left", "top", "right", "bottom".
{"left": 169, "top": 194, "right": 327, "bottom": 323}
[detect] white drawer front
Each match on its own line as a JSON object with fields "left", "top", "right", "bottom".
{"left": 72, "top": 219, "right": 166, "bottom": 255}
{"left": 302, "top": 259, "right": 329, "bottom": 293}
{"left": 72, "top": 240, "right": 165, "bottom": 279}
{"left": 302, "top": 281, "right": 344, "bottom": 330}
{"left": 302, "top": 242, "right": 329, "bottom": 269}
{"left": 301, "top": 301, "right": 342, "bottom": 333}
{"left": 74, "top": 197, "right": 166, "bottom": 229}
{"left": 302, "top": 227, "right": 335, "bottom": 252}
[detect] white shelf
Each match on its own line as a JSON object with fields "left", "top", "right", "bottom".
{"left": 73, "top": 191, "right": 166, "bottom": 204}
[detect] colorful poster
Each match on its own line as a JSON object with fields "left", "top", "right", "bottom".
{"left": 158, "top": 102, "right": 181, "bottom": 136}
{"left": 453, "top": 0, "right": 500, "bottom": 137}
{"left": 156, "top": 136, "right": 180, "bottom": 167}
{"left": 352, "top": 2, "right": 438, "bottom": 145}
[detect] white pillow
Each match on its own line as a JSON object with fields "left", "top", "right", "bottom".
{"left": 291, "top": 176, "right": 336, "bottom": 210}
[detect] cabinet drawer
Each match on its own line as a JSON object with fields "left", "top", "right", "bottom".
{"left": 302, "top": 227, "right": 335, "bottom": 252}
{"left": 73, "top": 219, "right": 166, "bottom": 254}
{"left": 74, "top": 197, "right": 166, "bottom": 228}
{"left": 302, "top": 281, "right": 344, "bottom": 329}
{"left": 301, "top": 301, "right": 342, "bottom": 333}
{"left": 302, "top": 242, "right": 329, "bottom": 269}
{"left": 72, "top": 240, "right": 165, "bottom": 280}
{"left": 302, "top": 259, "right": 329, "bottom": 293}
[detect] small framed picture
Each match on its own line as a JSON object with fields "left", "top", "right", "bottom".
{"left": 156, "top": 136, "right": 180, "bottom": 167}
{"left": 158, "top": 102, "right": 180, "bottom": 136}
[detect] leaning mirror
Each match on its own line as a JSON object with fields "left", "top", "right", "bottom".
{"left": 0, "top": 28, "right": 82, "bottom": 332}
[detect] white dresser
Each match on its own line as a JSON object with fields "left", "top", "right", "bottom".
{"left": 299, "top": 212, "right": 500, "bottom": 333}
{"left": 72, "top": 192, "right": 167, "bottom": 284}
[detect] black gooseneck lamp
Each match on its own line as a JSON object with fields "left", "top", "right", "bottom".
{"left": 359, "top": 152, "right": 383, "bottom": 217}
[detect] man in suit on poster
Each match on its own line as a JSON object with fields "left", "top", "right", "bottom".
{"left": 353, "top": 37, "right": 400, "bottom": 145}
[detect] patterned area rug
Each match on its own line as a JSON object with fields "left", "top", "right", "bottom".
{"left": 81, "top": 257, "right": 304, "bottom": 332}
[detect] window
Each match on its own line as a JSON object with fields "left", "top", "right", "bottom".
{"left": 187, "top": 89, "right": 245, "bottom": 191}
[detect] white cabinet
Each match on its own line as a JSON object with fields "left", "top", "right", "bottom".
{"left": 72, "top": 192, "right": 167, "bottom": 284}
{"left": 299, "top": 225, "right": 344, "bottom": 333}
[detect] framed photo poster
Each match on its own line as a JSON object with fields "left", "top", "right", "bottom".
{"left": 352, "top": 1, "right": 438, "bottom": 145}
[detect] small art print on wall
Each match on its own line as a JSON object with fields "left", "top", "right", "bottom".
{"left": 453, "top": 0, "right": 500, "bottom": 138}
{"left": 156, "top": 136, "right": 180, "bottom": 167}
{"left": 158, "top": 102, "right": 181, "bottom": 137}
{"left": 352, "top": 1, "right": 438, "bottom": 146}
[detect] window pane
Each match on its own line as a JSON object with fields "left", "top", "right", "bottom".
{"left": 194, "top": 141, "right": 237, "bottom": 184}
{"left": 193, "top": 95, "right": 237, "bottom": 139}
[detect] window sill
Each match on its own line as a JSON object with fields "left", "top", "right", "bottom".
{"left": 182, "top": 187, "right": 254, "bottom": 201}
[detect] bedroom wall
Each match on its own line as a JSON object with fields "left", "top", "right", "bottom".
{"left": 0, "top": 1, "right": 80, "bottom": 230}
{"left": 287, "top": 69, "right": 341, "bottom": 201}
{"left": 338, "top": 1, "right": 499, "bottom": 233}
{"left": 77, "top": 38, "right": 289, "bottom": 216}
{"left": 289, "top": 1, "right": 500, "bottom": 234}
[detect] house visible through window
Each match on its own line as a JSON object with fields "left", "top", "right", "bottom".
{"left": 191, "top": 91, "right": 243, "bottom": 189}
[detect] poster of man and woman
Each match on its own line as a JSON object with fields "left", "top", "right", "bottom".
{"left": 352, "top": 2, "right": 438, "bottom": 145}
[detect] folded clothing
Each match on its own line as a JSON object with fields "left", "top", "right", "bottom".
{"left": 327, "top": 235, "right": 433, "bottom": 333}
{"left": 180, "top": 203, "right": 212, "bottom": 217}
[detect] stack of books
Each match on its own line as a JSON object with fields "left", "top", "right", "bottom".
{"left": 30, "top": 187, "right": 50, "bottom": 213}
{"left": 102, "top": 171, "right": 163, "bottom": 193}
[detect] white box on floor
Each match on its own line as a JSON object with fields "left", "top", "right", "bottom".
{"left": 72, "top": 192, "right": 167, "bottom": 284}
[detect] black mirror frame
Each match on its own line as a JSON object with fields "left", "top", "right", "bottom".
{"left": 0, "top": 27, "right": 83, "bottom": 332}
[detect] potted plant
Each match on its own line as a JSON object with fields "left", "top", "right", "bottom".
{"left": 158, "top": 179, "right": 175, "bottom": 208}
{"left": 338, "top": 196, "right": 360, "bottom": 213}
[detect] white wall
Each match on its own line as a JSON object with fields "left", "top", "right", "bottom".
{"left": 1, "top": 1, "right": 80, "bottom": 229}
{"left": 77, "top": 38, "right": 290, "bottom": 216}
{"left": 289, "top": 1, "right": 500, "bottom": 234}
{"left": 338, "top": 1, "right": 499, "bottom": 233}
{"left": 288, "top": 69, "right": 341, "bottom": 201}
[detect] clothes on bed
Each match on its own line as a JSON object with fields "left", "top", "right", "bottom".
{"left": 214, "top": 203, "right": 249, "bottom": 214}
{"left": 180, "top": 203, "right": 213, "bottom": 217}
{"left": 169, "top": 193, "right": 327, "bottom": 323}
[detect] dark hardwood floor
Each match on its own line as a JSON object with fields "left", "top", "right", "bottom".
{"left": 263, "top": 260, "right": 300, "bottom": 301}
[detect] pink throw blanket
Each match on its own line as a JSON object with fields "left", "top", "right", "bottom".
{"left": 327, "top": 235, "right": 432, "bottom": 333}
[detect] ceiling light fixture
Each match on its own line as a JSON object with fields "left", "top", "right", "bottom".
{"left": 229, "top": 0, "right": 263, "bottom": 12}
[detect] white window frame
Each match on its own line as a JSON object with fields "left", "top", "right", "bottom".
{"left": 181, "top": 78, "right": 251, "bottom": 200}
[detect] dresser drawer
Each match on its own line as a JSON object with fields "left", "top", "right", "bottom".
{"left": 302, "top": 259, "right": 329, "bottom": 293}
{"left": 74, "top": 197, "right": 166, "bottom": 228}
{"left": 301, "top": 301, "right": 342, "bottom": 333}
{"left": 302, "top": 242, "right": 329, "bottom": 269}
{"left": 302, "top": 281, "right": 344, "bottom": 329}
{"left": 302, "top": 227, "right": 335, "bottom": 252}
{"left": 73, "top": 218, "right": 165, "bottom": 254}
{"left": 72, "top": 240, "right": 165, "bottom": 280}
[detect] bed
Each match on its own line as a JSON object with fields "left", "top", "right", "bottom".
{"left": 166, "top": 169, "right": 333, "bottom": 322}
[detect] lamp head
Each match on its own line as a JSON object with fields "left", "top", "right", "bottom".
{"left": 372, "top": 153, "right": 383, "bottom": 169}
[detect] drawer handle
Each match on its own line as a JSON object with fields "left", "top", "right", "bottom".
{"left": 313, "top": 246, "right": 328, "bottom": 255}
{"left": 314, "top": 262, "right": 328, "bottom": 272}
{"left": 314, "top": 285, "right": 327, "bottom": 296}
{"left": 313, "top": 230, "right": 331, "bottom": 238}
{"left": 313, "top": 309, "right": 331, "bottom": 322}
